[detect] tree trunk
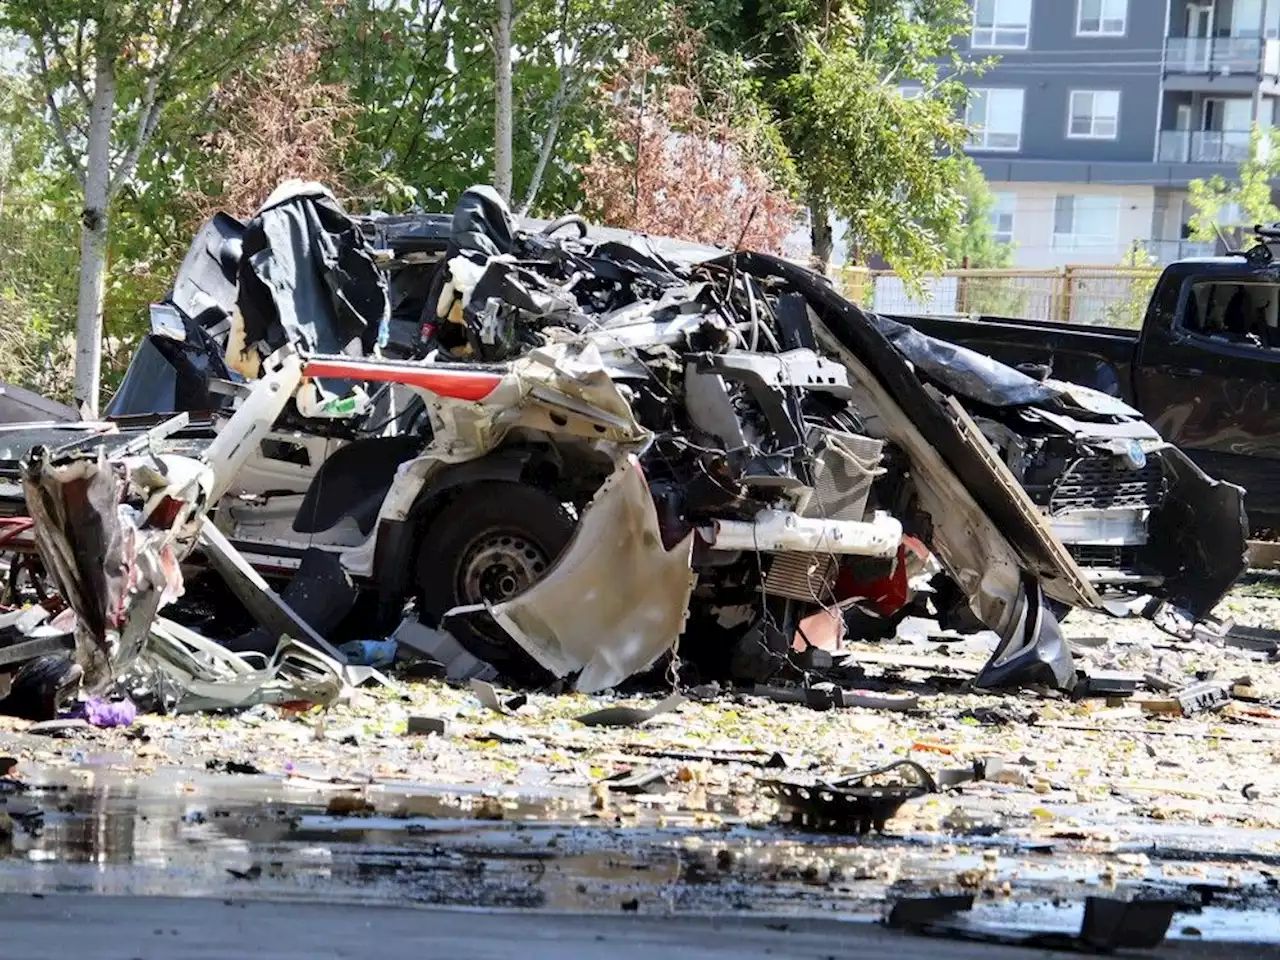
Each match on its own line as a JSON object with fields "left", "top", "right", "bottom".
{"left": 809, "top": 200, "right": 833, "bottom": 275}
{"left": 75, "top": 54, "right": 117, "bottom": 418}
{"left": 493, "top": 0, "right": 514, "bottom": 203}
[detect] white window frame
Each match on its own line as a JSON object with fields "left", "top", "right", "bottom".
{"left": 1052, "top": 194, "right": 1122, "bottom": 252}
{"left": 989, "top": 192, "right": 1016, "bottom": 246}
{"left": 897, "top": 85, "right": 923, "bottom": 100}
{"left": 1067, "top": 90, "right": 1121, "bottom": 140}
{"left": 972, "top": 0, "right": 1032, "bottom": 50}
{"left": 966, "top": 88, "right": 1025, "bottom": 152}
{"left": 1076, "top": 0, "right": 1127, "bottom": 37}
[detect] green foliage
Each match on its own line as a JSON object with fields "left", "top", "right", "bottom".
{"left": 1101, "top": 245, "right": 1160, "bottom": 331}
{"left": 944, "top": 158, "right": 1012, "bottom": 269}
{"left": 687, "top": 0, "right": 981, "bottom": 276}
{"left": 0, "top": 0, "right": 303, "bottom": 402}
{"left": 1188, "top": 126, "right": 1280, "bottom": 244}
{"left": 941, "top": 159, "right": 1022, "bottom": 316}
{"left": 323, "top": 0, "right": 662, "bottom": 215}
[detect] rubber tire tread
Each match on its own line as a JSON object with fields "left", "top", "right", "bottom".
{"left": 415, "top": 481, "right": 575, "bottom": 683}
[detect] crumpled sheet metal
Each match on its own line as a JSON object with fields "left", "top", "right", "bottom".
{"left": 488, "top": 456, "right": 696, "bottom": 693}
{"left": 377, "top": 340, "right": 653, "bottom": 523}
{"left": 21, "top": 448, "right": 205, "bottom": 692}
{"left": 21, "top": 352, "right": 305, "bottom": 696}
{"left": 141, "top": 617, "right": 349, "bottom": 714}
{"left": 445, "top": 340, "right": 651, "bottom": 459}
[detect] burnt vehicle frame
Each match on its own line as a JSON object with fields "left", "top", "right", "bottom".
{"left": 1, "top": 184, "right": 1251, "bottom": 697}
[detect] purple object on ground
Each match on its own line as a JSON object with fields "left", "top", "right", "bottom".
{"left": 80, "top": 697, "right": 138, "bottom": 728}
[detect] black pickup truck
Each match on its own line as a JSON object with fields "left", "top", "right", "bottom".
{"left": 895, "top": 248, "right": 1280, "bottom": 531}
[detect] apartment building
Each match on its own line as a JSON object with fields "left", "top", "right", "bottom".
{"left": 962, "top": 0, "right": 1280, "bottom": 267}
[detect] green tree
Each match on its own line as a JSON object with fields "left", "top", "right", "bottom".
{"left": 942, "top": 157, "right": 1023, "bottom": 316}
{"left": 1187, "top": 125, "right": 1280, "bottom": 246}
{"left": 944, "top": 157, "right": 1012, "bottom": 269}
{"left": 689, "top": 0, "right": 980, "bottom": 277}
{"left": 1100, "top": 244, "right": 1160, "bottom": 331}
{"left": 1, "top": 0, "right": 297, "bottom": 414}
{"left": 325, "top": 0, "right": 662, "bottom": 216}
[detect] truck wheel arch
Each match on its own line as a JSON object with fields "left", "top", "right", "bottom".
{"left": 371, "top": 446, "right": 554, "bottom": 604}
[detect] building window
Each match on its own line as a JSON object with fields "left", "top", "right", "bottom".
{"left": 990, "top": 192, "right": 1016, "bottom": 245}
{"left": 1077, "top": 0, "right": 1126, "bottom": 36}
{"left": 967, "top": 88, "right": 1025, "bottom": 151}
{"left": 1053, "top": 195, "right": 1121, "bottom": 250}
{"left": 897, "top": 85, "right": 923, "bottom": 100}
{"left": 972, "top": 0, "right": 1031, "bottom": 49}
{"left": 1068, "top": 90, "right": 1120, "bottom": 139}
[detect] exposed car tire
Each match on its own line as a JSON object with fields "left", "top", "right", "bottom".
{"left": 415, "top": 482, "right": 576, "bottom": 684}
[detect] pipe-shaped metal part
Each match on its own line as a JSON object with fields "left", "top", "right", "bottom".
{"left": 700, "top": 510, "right": 902, "bottom": 558}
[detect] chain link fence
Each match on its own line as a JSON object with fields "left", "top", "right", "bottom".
{"left": 838, "top": 265, "right": 1164, "bottom": 329}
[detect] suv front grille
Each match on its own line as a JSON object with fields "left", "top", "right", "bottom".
{"left": 1069, "top": 544, "right": 1140, "bottom": 569}
{"left": 1049, "top": 458, "right": 1165, "bottom": 515}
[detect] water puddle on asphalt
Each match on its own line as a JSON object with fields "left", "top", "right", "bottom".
{"left": 1, "top": 766, "right": 1278, "bottom": 943}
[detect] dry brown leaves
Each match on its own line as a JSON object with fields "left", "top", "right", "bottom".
{"left": 189, "top": 34, "right": 355, "bottom": 221}
{"left": 581, "top": 34, "right": 798, "bottom": 254}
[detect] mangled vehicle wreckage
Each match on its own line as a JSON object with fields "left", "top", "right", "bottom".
{"left": 1, "top": 183, "right": 1250, "bottom": 706}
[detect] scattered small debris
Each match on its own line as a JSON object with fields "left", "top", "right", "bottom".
{"left": 935, "top": 756, "right": 1004, "bottom": 789}
{"left": 406, "top": 716, "right": 450, "bottom": 737}
{"left": 470, "top": 679, "right": 527, "bottom": 716}
{"left": 761, "top": 759, "right": 936, "bottom": 833}
{"left": 576, "top": 694, "right": 686, "bottom": 728}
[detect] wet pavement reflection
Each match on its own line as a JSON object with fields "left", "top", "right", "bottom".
{"left": 2, "top": 765, "right": 1279, "bottom": 944}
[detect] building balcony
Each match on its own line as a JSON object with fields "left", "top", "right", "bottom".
{"left": 1164, "top": 37, "right": 1280, "bottom": 77}
{"left": 1157, "top": 128, "right": 1255, "bottom": 163}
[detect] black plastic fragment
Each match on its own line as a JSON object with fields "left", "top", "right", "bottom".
{"left": 600, "top": 768, "right": 672, "bottom": 795}
{"left": 576, "top": 694, "right": 685, "bottom": 728}
{"left": 761, "top": 759, "right": 936, "bottom": 834}
{"left": 886, "top": 894, "right": 974, "bottom": 929}
{"left": 1079, "top": 896, "right": 1179, "bottom": 950}
{"left": 1072, "top": 670, "right": 1142, "bottom": 699}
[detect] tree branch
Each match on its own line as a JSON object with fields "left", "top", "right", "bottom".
{"left": 376, "top": 2, "right": 445, "bottom": 153}
{"left": 35, "top": 7, "right": 91, "bottom": 110}
{"left": 31, "top": 36, "right": 85, "bottom": 189}
{"left": 105, "top": 0, "right": 200, "bottom": 201}
{"left": 108, "top": 74, "right": 162, "bottom": 199}
{"left": 518, "top": 61, "right": 573, "bottom": 215}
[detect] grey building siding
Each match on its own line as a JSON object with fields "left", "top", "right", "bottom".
{"left": 961, "top": 0, "right": 1170, "bottom": 165}
{"left": 974, "top": 69, "right": 1162, "bottom": 163}
{"left": 963, "top": 0, "right": 1275, "bottom": 187}
{"left": 975, "top": 158, "right": 1238, "bottom": 188}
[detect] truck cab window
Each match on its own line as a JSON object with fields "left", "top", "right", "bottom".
{"left": 1182, "top": 281, "right": 1280, "bottom": 351}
